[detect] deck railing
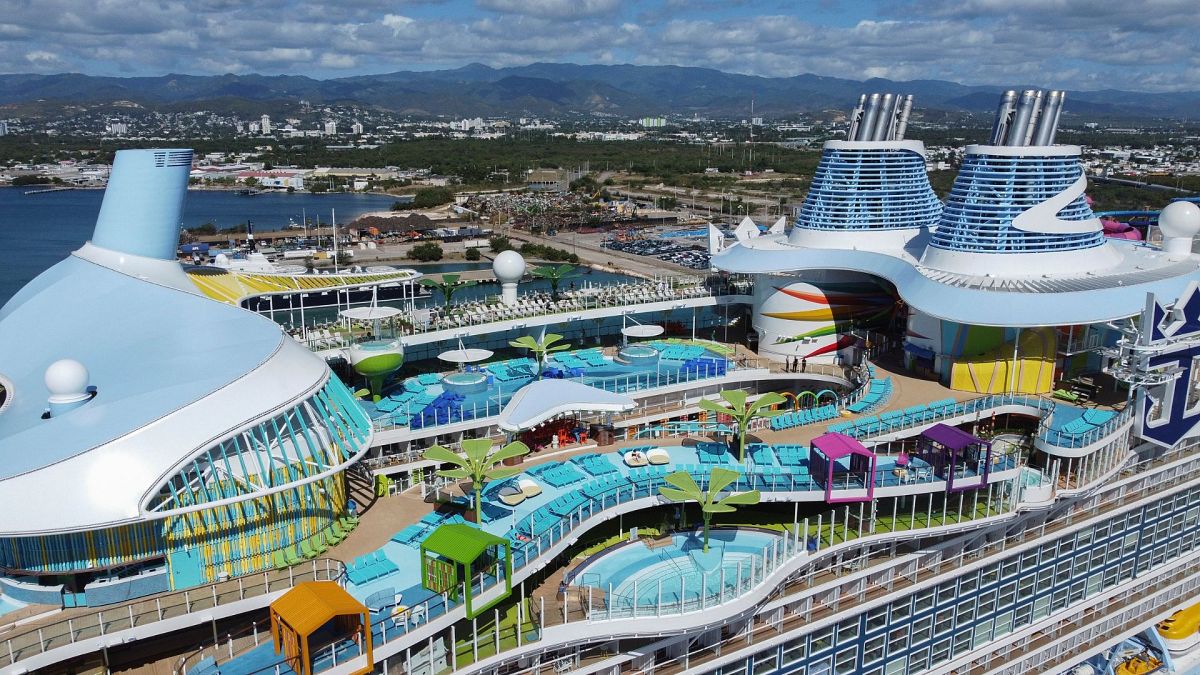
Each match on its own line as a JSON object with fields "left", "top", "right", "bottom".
{"left": 2, "top": 558, "right": 343, "bottom": 669}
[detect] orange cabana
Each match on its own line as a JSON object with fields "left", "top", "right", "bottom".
{"left": 269, "top": 581, "right": 373, "bottom": 675}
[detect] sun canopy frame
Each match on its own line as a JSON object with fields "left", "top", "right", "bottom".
{"left": 269, "top": 581, "right": 372, "bottom": 675}
{"left": 810, "top": 432, "right": 878, "bottom": 503}
{"left": 420, "top": 523, "right": 512, "bottom": 619}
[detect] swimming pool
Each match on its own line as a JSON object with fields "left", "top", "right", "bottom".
{"left": 0, "top": 594, "right": 26, "bottom": 618}
{"left": 570, "top": 528, "right": 783, "bottom": 615}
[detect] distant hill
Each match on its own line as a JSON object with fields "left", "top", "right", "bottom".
{"left": 0, "top": 63, "right": 1196, "bottom": 120}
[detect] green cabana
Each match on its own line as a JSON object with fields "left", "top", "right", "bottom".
{"left": 419, "top": 523, "right": 512, "bottom": 619}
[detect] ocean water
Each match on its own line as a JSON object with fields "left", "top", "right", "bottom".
{"left": 0, "top": 187, "right": 397, "bottom": 303}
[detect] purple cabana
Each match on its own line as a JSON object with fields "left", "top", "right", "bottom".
{"left": 810, "top": 432, "right": 878, "bottom": 503}
{"left": 917, "top": 423, "right": 992, "bottom": 492}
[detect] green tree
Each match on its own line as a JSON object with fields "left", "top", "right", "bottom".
{"left": 244, "top": 177, "right": 259, "bottom": 188}
{"left": 408, "top": 242, "right": 445, "bottom": 262}
{"left": 509, "top": 332, "right": 571, "bottom": 374}
{"left": 465, "top": 247, "right": 482, "bottom": 261}
{"left": 489, "top": 235, "right": 512, "bottom": 252}
{"left": 530, "top": 263, "right": 580, "bottom": 300}
{"left": 413, "top": 186, "right": 456, "bottom": 209}
{"left": 419, "top": 271, "right": 476, "bottom": 305}
{"left": 697, "top": 390, "right": 787, "bottom": 463}
{"left": 424, "top": 439, "right": 530, "bottom": 522}
{"left": 659, "top": 467, "right": 761, "bottom": 552}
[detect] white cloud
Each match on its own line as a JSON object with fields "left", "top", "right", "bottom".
{"left": 0, "top": 0, "right": 1191, "bottom": 91}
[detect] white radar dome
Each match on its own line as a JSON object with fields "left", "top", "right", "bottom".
{"left": 45, "top": 359, "right": 91, "bottom": 404}
{"left": 1159, "top": 201, "right": 1200, "bottom": 239}
{"left": 493, "top": 250, "right": 526, "bottom": 283}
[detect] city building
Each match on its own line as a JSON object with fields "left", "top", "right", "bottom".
{"left": 260, "top": 114, "right": 272, "bottom": 135}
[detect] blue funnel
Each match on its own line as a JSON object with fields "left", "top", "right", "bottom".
{"left": 91, "top": 148, "right": 193, "bottom": 260}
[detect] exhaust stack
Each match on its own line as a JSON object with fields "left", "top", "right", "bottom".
{"left": 91, "top": 149, "right": 193, "bottom": 260}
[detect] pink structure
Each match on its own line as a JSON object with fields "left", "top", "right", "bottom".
{"left": 809, "top": 432, "right": 877, "bottom": 503}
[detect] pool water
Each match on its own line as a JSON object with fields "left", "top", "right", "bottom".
{"left": 571, "top": 528, "right": 782, "bottom": 610}
{"left": 0, "top": 594, "right": 27, "bottom": 617}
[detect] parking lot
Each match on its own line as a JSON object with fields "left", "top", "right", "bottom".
{"left": 601, "top": 237, "right": 711, "bottom": 270}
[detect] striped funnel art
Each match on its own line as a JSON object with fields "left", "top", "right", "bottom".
{"left": 753, "top": 275, "right": 897, "bottom": 362}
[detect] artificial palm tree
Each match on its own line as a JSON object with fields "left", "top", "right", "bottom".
{"left": 531, "top": 263, "right": 580, "bottom": 301}
{"left": 697, "top": 389, "right": 787, "bottom": 463}
{"left": 420, "top": 273, "right": 478, "bottom": 309}
{"left": 423, "top": 439, "right": 530, "bottom": 522}
{"left": 509, "top": 332, "right": 571, "bottom": 374}
{"left": 659, "top": 467, "right": 761, "bottom": 552}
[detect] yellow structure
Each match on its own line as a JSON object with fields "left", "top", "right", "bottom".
{"left": 1158, "top": 598, "right": 1200, "bottom": 645}
{"left": 187, "top": 268, "right": 418, "bottom": 305}
{"left": 269, "top": 581, "right": 373, "bottom": 675}
{"left": 949, "top": 326, "right": 1056, "bottom": 394}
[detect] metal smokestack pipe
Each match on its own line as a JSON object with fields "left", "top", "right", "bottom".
{"left": 1048, "top": 90, "right": 1066, "bottom": 144}
{"left": 858, "top": 93, "right": 882, "bottom": 141}
{"left": 1032, "top": 90, "right": 1063, "bottom": 146}
{"left": 871, "top": 93, "right": 897, "bottom": 142}
{"left": 1023, "top": 90, "right": 1044, "bottom": 145}
{"left": 894, "top": 95, "right": 914, "bottom": 140}
{"left": 990, "top": 90, "right": 1017, "bottom": 144}
{"left": 1006, "top": 90, "right": 1038, "bottom": 146}
{"left": 847, "top": 94, "right": 866, "bottom": 141}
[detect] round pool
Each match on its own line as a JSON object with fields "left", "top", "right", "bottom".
{"left": 442, "top": 371, "right": 489, "bottom": 395}
{"left": 570, "top": 527, "right": 782, "bottom": 613}
{"left": 618, "top": 344, "right": 660, "bottom": 366}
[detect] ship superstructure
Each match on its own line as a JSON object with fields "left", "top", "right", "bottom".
{"left": 1, "top": 93, "right": 1200, "bottom": 675}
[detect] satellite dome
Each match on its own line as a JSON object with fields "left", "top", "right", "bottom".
{"left": 213, "top": 253, "right": 230, "bottom": 268}
{"left": 1159, "top": 201, "right": 1200, "bottom": 239}
{"left": 493, "top": 250, "right": 526, "bottom": 283}
{"left": 45, "top": 359, "right": 91, "bottom": 404}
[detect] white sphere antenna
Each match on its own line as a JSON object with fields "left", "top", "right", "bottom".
{"left": 493, "top": 250, "right": 526, "bottom": 305}
{"left": 45, "top": 359, "right": 91, "bottom": 405}
{"left": 1159, "top": 201, "right": 1200, "bottom": 258}
{"left": 492, "top": 250, "right": 526, "bottom": 283}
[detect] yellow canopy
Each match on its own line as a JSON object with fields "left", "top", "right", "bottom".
{"left": 270, "top": 581, "right": 372, "bottom": 675}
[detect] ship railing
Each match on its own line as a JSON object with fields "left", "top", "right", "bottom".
{"left": 2, "top": 558, "right": 344, "bottom": 669}
{"left": 469, "top": 446, "right": 1200, "bottom": 675}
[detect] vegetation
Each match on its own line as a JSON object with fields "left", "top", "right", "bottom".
{"left": 659, "top": 467, "right": 761, "bottom": 552}
{"left": 408, "top": 242, "right": 445, "bottom": 262}
{"left": 419, "top": 271, "right": 476, "bottom": 304}
{"left": 697, "top": 390, "right": 787, "bottom": 463}
{"left": 392, "top": 186, "right": 457, "bottom": 210}
{"left": 424, "top": 439, "right": 529, "bottom": 523}
{"left": 464, "top": 247, "right": 482, "bottom": 261}
{"left": 489, "top": 235, "right": 513, "bottom": 253}
{"left": 530, "top": 263, "right": 580, "bottom": 300}
{"left": 518, "top": 242, "right": 579, "bottom": 264}
{"left": 509, "top": 332, "right": 571, "bottom": 373}
{"left": 10, "top": 174, "right": 55, "bottom": 186}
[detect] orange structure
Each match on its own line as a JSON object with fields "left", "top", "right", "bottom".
{"left": 269, "top": 581, "right": 373, "bottom": 675}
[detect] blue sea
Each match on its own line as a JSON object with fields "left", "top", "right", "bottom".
{"left": 0, "top": 187, "right": 398, "bottom": 303}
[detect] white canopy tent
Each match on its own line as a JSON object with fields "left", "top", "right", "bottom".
{"left": 496, "top": 379, "right": 636, "bottom": 433}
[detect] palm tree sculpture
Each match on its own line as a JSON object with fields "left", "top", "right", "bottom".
{"left": 697, "top": 389, "right": 788, "bottom": 463}
{"left": 531, "top": 263, "right": 580, "bottom": 301}
{"left": 509, "top": 332, "right": 571, "bottom": 375}
{"left": 659, "top": 467, "right": 761, "bottom": 552}
{"left": 420, "top": 273, "right": 478, "bottom": 310}
{"left": 424, "top": 439, "right": 530, "bottom": 522}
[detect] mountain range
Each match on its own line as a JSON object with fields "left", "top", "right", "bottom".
{"left": 1, "top": 63, "right": 1196, "bottom": 120}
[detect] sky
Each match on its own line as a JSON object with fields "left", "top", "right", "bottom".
{"left": 0, "top": 0, "right": 1197, "bottom": 92}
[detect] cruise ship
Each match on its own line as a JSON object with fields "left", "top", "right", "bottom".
{"left": 1, "top": 90, "right": 1200, "bottom": 675}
